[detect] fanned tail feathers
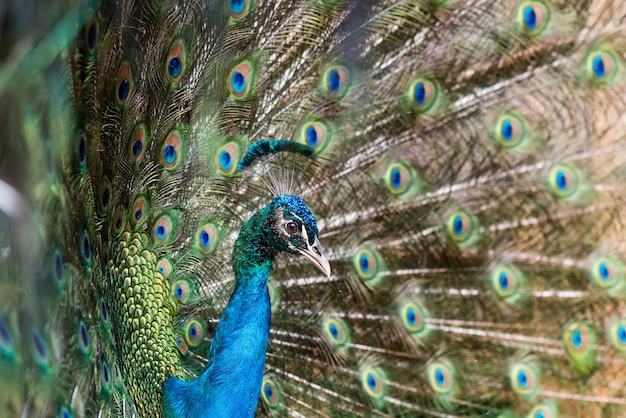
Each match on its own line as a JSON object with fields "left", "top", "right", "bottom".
{"left": 1, "top": 0, "right": 626, "bottom": 416}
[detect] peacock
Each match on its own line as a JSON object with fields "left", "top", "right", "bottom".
{"left": 2, "top": 0, "right": 626, "bottom": 416}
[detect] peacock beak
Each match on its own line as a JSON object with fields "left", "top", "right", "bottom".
{"left": 296, "top": 237, "right": 331, "bottom": 277}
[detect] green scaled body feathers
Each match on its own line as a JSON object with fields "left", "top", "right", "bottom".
{"left": 2, "top": 0, "right": 626, "bottom": 417}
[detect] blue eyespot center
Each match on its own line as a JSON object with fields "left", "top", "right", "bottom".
{"left": 83, "top": 236, "right": 91, "bottom": 260}
{"left": 599, "top": 262, "right": 610, "bottom": 281}
{"left": 103, "top": 363, "right": 110, "bottom": 383}
{"left": 231, "top": 71, "right": 246, "bottom": 93}
{"left": 54, "top": 254, "right": 63, "bottom": 280}
{"left": 414, "top": 82, "right": 426, "bottom": 105}
{"left": 132, "top": 139, "right": 142, "bottom": 156}
{"left": 536, "top": 412, "right": 545, "bottom": 418}
{"left": 229, "top": 0, "right": 245, "bottom": 14}
{"left": 360, "top": 254, "right": 369, "bottom": 272}
{"left": 116, "top": 217, "right": 123, "bottom": 229}
{"left": 0, "top": 319, "right": 9, "bottom": 344}
{"left": 523, "top": 6, "right": 537, "bottom": 30}
{"left": 156, "top": 225, "right": 166, "bottom": 239}
{"left": 200, "top": 230, "right": 210, "bottom": 247}
{"left": 190, "top": 325, "right": 197, "bottom": 338}
{"left": 618, "top": 325, "right": 626, "bottom": 343}
{"left": 390, "top": 168, "right": 401, "bottom": 189}
{"left": 501, "top": 120, "right": 513, "bottom": 141}
{"left": 78, "top": 136, "right": 86, "bottom": 162}
{"left": 80, "top": 324, "right": 89, "bottom": 347}
{"left": 306, "top": 126, "right": 318, "bottom": 147}
{"left": 168, "top": 57, "right": 182, "bottom": 78}
{"left": 328, "top": 69, "right": 340, "bottom": 92}
{"left": 517, "top": 370, "right": 528, "bottom": 388}
{"left": 118, "top": 79, "right": 130, "bottom": 101}
{"left": 32, "top": 331, "right": 46, "bottom": 358}
{"left": 220, "top": 150, "right": 232, "bottom": 169}
{"left": 87, "top": 22, "right": 97, "bottom": 50}
{"left": 135, "top": 209, "right": 142, "bottom": 221}
{"left": 265, "top": 384, "right": 273, "bottom": 398}
{"left": 102, "top": 188, "right": 110, "bottom": 207}
{"left": 555, "top": 170, "right": 567, "bottom": 190}
{"left": 101, "top": 300, "right": 108, "bottom": 321}
{"left": 453, "top": 216, "right": 464, "bottom": 236}
{"left": 499, "top": 272, "right": 509, "bottom": 290}
{"left": 593, "top": 56, "right": 606, "bottom": 78}
{"left": 367, "top": 373, "right": 377, "bottom": 390}
{"left": 572, "top": 329, "right": 582, "bottom": 348}
{"left": 407, "top": 308, "right": 416, "bottom": 325}
{"left": 329, "top": 323, "right": 339, "bottom": 339}
{"left": 176, "top": 286, "right": 183, "bottom": 298}
{"left": 163, "top": 145, "right": 177, "bottom": 164}
{"left": 435, "top": 368, "right": 445, "bottom": 386}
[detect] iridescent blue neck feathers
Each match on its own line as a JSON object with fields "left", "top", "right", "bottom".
{"left": 163, "top": 195, "right": 329, "bottom": 417}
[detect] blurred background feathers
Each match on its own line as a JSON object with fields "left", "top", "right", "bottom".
{"left": 1, "top": 0, "right": 626, "bottom": 416}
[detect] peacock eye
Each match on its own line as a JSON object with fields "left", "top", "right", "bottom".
{"left": 285, "top": 221, "right": 299, "bottom": 236}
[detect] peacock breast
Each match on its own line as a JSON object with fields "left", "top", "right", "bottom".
{"left": 102, "top": 231, "right": 185, "bottom": 417}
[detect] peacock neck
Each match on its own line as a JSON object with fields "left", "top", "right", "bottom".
{"left": 231, "top": 206, "right": 280, "bottom": 273}
{"left": 163, "top": 210, "right": 275, "bottom": 418}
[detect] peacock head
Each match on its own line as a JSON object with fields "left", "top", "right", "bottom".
{"left": 265, "top": 195, "right": 331, "bottom": 277}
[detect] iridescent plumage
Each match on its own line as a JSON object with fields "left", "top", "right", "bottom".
{"left": 1, "top": 0, "right": 626, "bottom": 417}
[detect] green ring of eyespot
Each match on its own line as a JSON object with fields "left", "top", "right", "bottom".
{"left": 360, "top": 367, "right": 386, "bottom": 399}
{"left": 518, "top": 1, "right": 551, "bottom": 36}
{"left": 228, "top": 61, "right": 254, "bottom": 98}
{"left": 196, "top": 223, "right": 218, "bottom": 254}
{"left": 353, "top": 248, "right": 379, "bottom": 280}
{"left": 427, "top": 362, "right": 454, "bottom": 394}
{"left": 446, "top": 210, "right": 476, "bottom": 244}
{"left": 609, "top": 319, "right": 626, "bottom": 352}
{"left": 30, "top": 330, "right": 51, "bottom": 369}
{"left": 0, "top": 315, "right": 15, "bottom": 357}
{"left": 590, "top": 256, "right": 622, "bottom": 289}
{"left": 323, "top": 318, "right": 349, "bottom": 346}
{"left": 407, "top": 77, "right": 440, "bottom": 113}
{"left": 494, "top": 112, "right": 526, "bottom": 149}
{"left": 510, "top": 363, "right": 538, "bottom": 396}
{"left": 399, "top": 302, "right": 425, "bottom": 334}
{"left": 548, "top": 164, "right": 579, "bottom": 198}
{"left": 528, "top": 403, "right": 557, "bottom": 418}
{"left": 491, "top": 266, "right": 520, "bottom": 298}
{"left": 323, "top": 65, "right": 349, "bottom": 98}
{"left": 261, "top": 378, "right": 281, "bottom": 407}
{"left": 385, "top": 162, "right": 412, "bottom": 195}
{"left": 172, "top": 280, "right": 190, "bottom": 304}
{"left": 165, "top": 40, "right": 186, "bottom": 84}
{"left": 157, "top": 258, "right": 172, "bottom": 278}
{"left": 76, "top": 318, "right": 91, "bottom": 356}
{"left": 131, "top": 196, "right": 149, "bottom": 226}
{"left": 300, "top": 120, "right": 330, "bottom": 153}
{"left": 153, "top": 215, "right": 173, "bottom": 244}
{"left": 185, "top": 320, "right": 204, "bottom": 347}
{"left": 216, "top": 143, "right": 240, "bottom": 176}
{"left": 586, "top": 49, "right": 619, "bottom": 84}
{"left": 564, "top": 322, "right": 592, "bottom": 354}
